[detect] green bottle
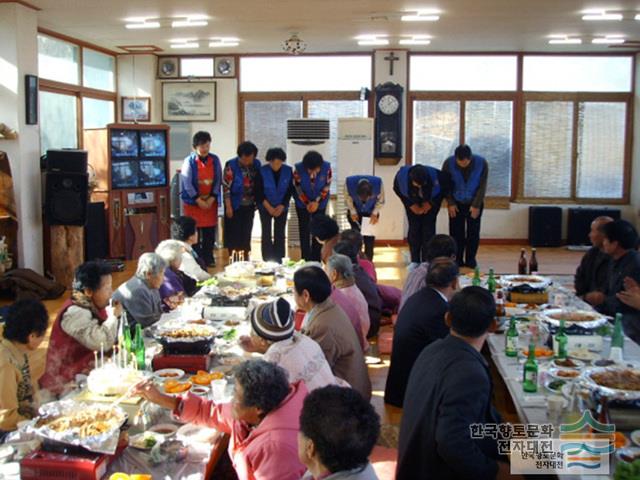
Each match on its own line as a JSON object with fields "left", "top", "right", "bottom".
{"left": 555, "top": 319, "right": 568, "bottom": 360}
{"left": 472, "top": 267, "right": 481, "bottom": 287}
{"left": 505, "top": 317, "right": 519, "bottom": 357}
{"left": 523, "top": 342, "right": 538, "bottom": 393}
{"left": 123, "top": 323, "right": 132, "bottom": 353}
{"left": 133, "top": 323, "right": 146, "bottom": 370}
{"left": 609, "top": 313, "right": 624, "bottom": 362}
{"left": 487, "top": 268, "right": 497, "bottom": 294}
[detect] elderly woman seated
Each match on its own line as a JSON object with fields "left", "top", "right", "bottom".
{"left": 134, "top": 359, "right": 307, "bottom": 480}
{"left": 155, "top": 239, "right": 187, "bottom": 310}
{"left": 113, "top": 252, "right": 166, "bottom": 328}
{"left": 239, "top": 298, "right": 344, "bottom": 391}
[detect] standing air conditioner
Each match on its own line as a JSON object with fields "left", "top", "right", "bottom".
{"left": 286, "top": 119, "right": 330, "bottom": 249}
{"left": 336, "top": 118, "right": 374, "bottom": 230}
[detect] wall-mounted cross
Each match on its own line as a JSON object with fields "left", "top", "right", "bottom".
{"left": 384, "top": 52, "right": 399, "bottom": 76}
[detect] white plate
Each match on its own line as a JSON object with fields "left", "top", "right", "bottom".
{"left": 631, "top": 430, "right": 640, "bottom": 447}
{"left": 129, "top": 432, "right": 164, "bottom": 451}
{"left": 616, "top": 446, "right": 640, "bottom": 463}
{"left": 190, "top": 385, "right": 210, "bottom": 397}
{"left": 551, "top": 358, "right": 586, "bottom": 370}
{"left": 153, "top": 368, "right": 185, "bottom": 381}
{"left": 569, "top": 349, "right": 601, "bottom": 362}
{"left": 544, "top": 378, "right": 567, "bottom": 395}
{"left": 176, "top": 424, "right": 218, "bottom": 444}
{"left": 547, "top": 367, "right": 581, "bottom": 381}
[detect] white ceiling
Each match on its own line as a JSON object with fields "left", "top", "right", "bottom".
{"left": 31, "top": 0, "right": 640, "bottom": 54}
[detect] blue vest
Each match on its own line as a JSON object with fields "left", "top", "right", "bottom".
{"left": 180, "top": 152, "right": 222, "bottom": 205}
{"left": 346, "top": 175, "right": 382, "bottom": 215}
{"left": 228, "top": 157, "right": 261, "bottom": 210}
{"left": 260, "top": 164, "right": 292, "bottom": 211}
{"left": 446, "top": 155, "right": 484, "bottom": 203}
{"left": 294, "top": 161, "right": 331, "bottom": 209}
{"left": 396, "top": 165, "right": 441, "bottom": 200}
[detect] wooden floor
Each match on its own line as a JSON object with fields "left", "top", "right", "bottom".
{"left": 2, "top": 243, "right": 584, "bottom": 445}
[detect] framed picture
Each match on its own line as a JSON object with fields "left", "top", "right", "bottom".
{"left": 162, "top": 81, "right": 216, "bottom": 122}
{"left": 121, "top": 96, "right": 151, "bottom": 122}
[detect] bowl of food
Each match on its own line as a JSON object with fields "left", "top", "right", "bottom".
{"left": 148, "top": 423, "right": 179, "bottom": 439}
{"left": 502, "top": 275, "right": 551, "bottom": 290}
{"left": 162, "top": 379, "right": 192, "bottom": 395}
{"left": 129, "top": 432, "right": 163, "bottom": 451}
{"left": 545, "top": 378, "right": 567, "bottom": 395}
{"left": 552, "top": 358, "right": 585, "bottom": 369}
{"left": 578, "top": 367, "right": 640, "bottom": 402}
{"left": 520, "top": 346, "right": 554, "bottom": 360}
{"left": 541, "top": 309, "right": 608, "bottom": 330}
{"left": 548, "top": 368, "right": 581, "bottom": 380}
{"left": 191, "top": 386, "right": 210, "bottom": 397}
{"left": 153, "top": 368, "right": 185, "bottom": 381}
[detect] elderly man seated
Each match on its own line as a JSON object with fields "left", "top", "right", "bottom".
{"left": 575, "top": 216, "right": 613, "bottom": 299}
{"left": 113, "top": 252, "right": 166, "bottom": 328}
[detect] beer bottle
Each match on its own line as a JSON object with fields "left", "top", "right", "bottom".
{"left": 495, "top": 290, "right": 506, "bottom": 318}
{"left": 505, "top": 316, "right": 518, "bottom": 357}
{"left": 523, "top": 342, "right": 538, "bottom": 393}
{"left": 518, "top": 248, "right": 527, "bottom": 275}
{"left": 472, "top": 266, "right": 481, "bottom": 287}
{"left": 555, "top": 319, "right": 568, "bottom": 360}
{"left": 529, "top": 248, "right": 538, "bottom": 274}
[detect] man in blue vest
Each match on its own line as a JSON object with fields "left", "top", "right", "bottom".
{"left": 222, "top": 141, "right": 261, "bottom": 261}
{"left": 442, "top": 144, "right": 489, "bottom": 269}
{"left": 344, "top": 175, "right": 385, "bottom": 260}
{"left": 255, "top": 147, "right": 293, "bottom": 263}
{"left": 393, "top": 164, "right": 447, "bottom": 265}
{"left": 293, "top": 150, "right": 332, "bottom": 261}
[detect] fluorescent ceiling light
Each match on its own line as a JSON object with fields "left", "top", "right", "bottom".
{"left": 170, "top": 42, "right": 199, "bottom": 49}
{"left": 209, "top": 39, "right": 240, "bottom": 47}
{"left": 592, "top": 36, "right": 625, "bottom": 44}
{"left": 635, "top": 13, "right": 640, "bottom": 20}
{"left": 582, "top": 9, "right": 623, "bottom": 20}
{"left": 401, "top": 9, "right": 440, "bottom": 21}
{"left": 125, "top": 21, "right": 161, "bottom": 29}
{"left": 358, "top": 39, "right": 390, "bottom": 46}
{"left": 172, "top": 19, "right": 208, "bottom": 28}
{"left": 548, "top": 37, "right": 582, "bottom": 44}
{"left": 399, "top": 36, "right": 432, "bottom": 45}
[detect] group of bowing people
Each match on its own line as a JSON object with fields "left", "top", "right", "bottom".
{"left": 0, "top": 210, "right": 406, "bottom": 479}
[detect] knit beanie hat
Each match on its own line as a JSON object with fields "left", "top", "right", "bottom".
{"left": 251, "top": 298, "right": 294, "bottom": 342}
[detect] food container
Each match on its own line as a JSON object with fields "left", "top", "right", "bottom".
{"left": 153, "top": 324, "right": 216, "bottom": 355}
{"left": 540, "top": 308, "right": 608, "bottom": 331}
{"left": 502, "top": 275, "right": 552, "bottom": 290}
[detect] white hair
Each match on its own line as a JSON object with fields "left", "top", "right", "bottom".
{"left": 155, "top": 240, "right": 184, "bottom": 266}
{"left": 327, "top": 253, "right": 354, "bottom": 280}
{"left": 136, "top": 252, "right": 167, "bottom": 278}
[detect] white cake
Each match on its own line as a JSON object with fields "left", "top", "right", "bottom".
{"left": 87, "top": 364, "right": 143, "bottom": 396}
{"left": 224, "top": 261, "right": 255, "bottom": 279}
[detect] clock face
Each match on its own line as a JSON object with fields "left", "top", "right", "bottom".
{"left": 217, "top": 59, "right": 232, "bottom": 75}
{"left": 161, "top": 60, "right": 176, "bottom": 76}
{"left": 378, "top": 94, "right": 400, "bottom": 115}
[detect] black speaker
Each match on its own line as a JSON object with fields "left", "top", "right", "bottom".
{"left": 529, "top": 206, "right": 562, "bottom": 247}
{"left": 42, "top": 149, "right": 88, "bottom": 173}
{"left": 84, "top": 202, "right": 108, "bottom": 260}
{"left": 43, "top": 172, "right": 88, "bottom": 226}
{"left": 567, "top": 208, "right": 621, "bottom": 246}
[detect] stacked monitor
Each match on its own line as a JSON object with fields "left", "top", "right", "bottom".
{"left": 110, "top": 129, "right": 168, "bottom": 189}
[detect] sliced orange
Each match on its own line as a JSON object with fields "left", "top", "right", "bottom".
{"left": 109, "top": 474, "right": 130, "bottom": 480}
{"left": 130, "top": 475, "right": 152, "bottom": 480}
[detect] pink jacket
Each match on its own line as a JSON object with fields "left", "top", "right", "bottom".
{"left": 331, "top": 288, "right": 367, "bottom": 351}
{"left": 176, "top": 381, "right": 308, "bottom": 480}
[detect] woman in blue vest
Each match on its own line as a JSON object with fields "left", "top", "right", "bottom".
{"left": 393, "top": 164, "right": 447, "bottom": 264}
{"left": 255, "top": 147, "right": 294, "bottom": 263}
{"left": 344, "top": 175, "right": 385, "bottom": 260}
{"left": 441, "top": 144, "right": 488, "bottom": 269}
{"left": 293, "top": 150, "right": 332, "bottom": 261}
{"left": 222, "top": 141, "right": 261, "bottom": 261}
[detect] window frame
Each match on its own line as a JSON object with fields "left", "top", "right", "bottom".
{"left": 408, "top": 52, "right": 635, "bottom": 206}
{"left": 38, "top": 28, "right": 118, "bottom": 149}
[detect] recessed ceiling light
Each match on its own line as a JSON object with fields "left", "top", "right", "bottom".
{"left": 401, "top": 9, "right": 440, "bottom": 22}
{"left": 125, "top": 21, "right": 161, "bottom": 29}
{"left": 592, "top": 36, "right": 625, "bottom": 44}
{"left": 582, "top": 9, "right": 623, "bottom": 21}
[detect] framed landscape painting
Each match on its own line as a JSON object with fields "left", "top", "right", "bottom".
{"left": 162, "top": 81, "right": 216, "bottom": 122}
{"left": 121, "top": 96, "right": 151, "bottom": 122}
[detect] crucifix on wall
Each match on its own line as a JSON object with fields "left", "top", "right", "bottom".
{"left": 384, "top": 52, "right": 399, "bottom": 76}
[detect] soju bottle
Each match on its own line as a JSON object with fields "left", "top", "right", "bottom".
{"left": 487, "top": 268, "right": 497, "bottom": 294}
{"left": 555, "top": 319, "right": 568, "bottom": 360}
{"left": 609, "top": 313, "right": 624, "bottom": 362}
{"left": 505, "top": 317, "right": 519, "bottom": 357}
{"left": 123, "top": 322, "right": 132, "bottom": 354}
{"left": 472, "top": 267, "right": 481, "bottom": 287}
{"left": 133, "top": 323, "right": 146, "bottom": 370}
{"left": 523, "top": 342, "right": 538, "bottom": 393}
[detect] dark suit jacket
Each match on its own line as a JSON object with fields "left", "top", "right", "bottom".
{"left": 384, "top": 287, "right": 448, "bottom": 408}
{"left": 599, "top": 250, "right": 640, "bottom": 316}
{"left": 396, "top": 335, "right": 501, "bottom": 480}
{"left": 574, "top": 247, "right": 610, "bottom": 297}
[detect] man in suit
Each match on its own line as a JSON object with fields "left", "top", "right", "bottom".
{"left": 574, "top": 216, "right": 614, "bottom": 299}
{"left": 384, "top": 258, "right": 459, "bottom": 408}
{"left": 396, "top": 286, "right": 512, "bottom": 480}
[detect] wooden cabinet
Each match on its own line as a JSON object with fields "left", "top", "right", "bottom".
{"left": 83, "top": 123, "right": 171, "bottom": 260}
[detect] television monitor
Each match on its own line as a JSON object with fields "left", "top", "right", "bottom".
{"left": 139, "top": 131, "right": 167, "bottom": 158}
{"left": 138, "top": 159, "right": 167, "bottom": 187}
{"left": 111, "top": 161, "right": 139, "bottom": 189}
{"left": 111, "top": 129, "right": 139, "bottom": 158}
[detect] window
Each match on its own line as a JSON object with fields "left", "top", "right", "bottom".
{"left": 523, "top": 56, "right": 632, "bottom": 92}
{"left": 38, "top": 34, "right": 80, "bottom": 85}
{"left": 577, "top": 102, "right": 626, "bottom": 199}
{"left": 244, "top": 101, "right": 303, "bottom": 156}
{"left": 40, "top": 91, "right": 78, "bottom": 154}
{"left": 82, "top": 97, "right": 115, "bottom": 129}
{"left": 240, "top": 56, "right": 372, "bottom": 92}
{"left": 523, "top": 102, "right": 573, "bottom": 198}
{"left": 410, "top": 55, "right": 517, "bottom": 91}
{"left": 83, "top": 48, "right": 115, "bottom": 91}
{"left": 412, "top": 99, "right": 513, "bottom": 197}
{"left": 180, "top": 57, "right": 214, "bottom": 77}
